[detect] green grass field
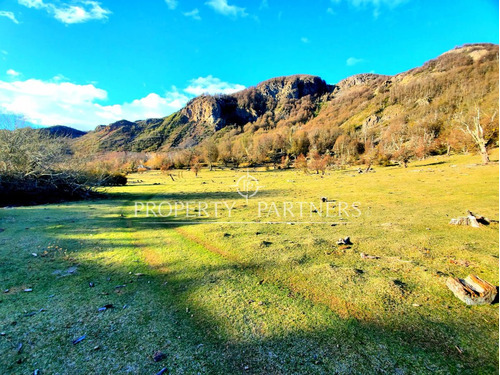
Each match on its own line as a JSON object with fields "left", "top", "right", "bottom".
{"left": 1, "top": 151, "right": 498, "bottom": 374}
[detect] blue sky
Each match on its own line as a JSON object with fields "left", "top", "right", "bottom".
{"left": 0, "top": 0, "right": 498, "bottom": 130}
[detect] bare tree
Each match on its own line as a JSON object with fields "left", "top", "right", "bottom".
{"left": 456, "top": 107, "right": 496, "bottom": 164}
{"left": 202, "top": 141, "right": 219, "bottom": 171}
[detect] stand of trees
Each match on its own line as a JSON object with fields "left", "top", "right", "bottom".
{"left": 0, "top": 123, "right": 127, "bottom": 206}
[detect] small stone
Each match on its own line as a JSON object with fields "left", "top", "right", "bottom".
{"left": 153, "top": 351, "right": 167, "bottom": 362}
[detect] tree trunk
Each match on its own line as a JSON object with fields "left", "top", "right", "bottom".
{"left": 446, "top": 275, "right": 497, "bottom": 305}
{"left": 479, "top": 143, "right": 490, "bottom": 164}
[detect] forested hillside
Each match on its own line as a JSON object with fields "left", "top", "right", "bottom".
{"left": 72, "top": 43, "right": 498, "bottom": 168}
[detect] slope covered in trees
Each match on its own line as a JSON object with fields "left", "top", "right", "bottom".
{"left": 72, "top": 43, "right": 498, "bottom": 168}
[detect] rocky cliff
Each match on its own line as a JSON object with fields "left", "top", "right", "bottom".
{"left": 73, "top": 43, "right": 498, "bottom": 153}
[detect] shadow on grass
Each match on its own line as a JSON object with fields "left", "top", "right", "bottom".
{"left": 1, "top": 198, "right": 498, "bottom": 374}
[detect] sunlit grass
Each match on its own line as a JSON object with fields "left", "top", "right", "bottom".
{"left": 0, "top": 151, "right": 498, "bottom": 373}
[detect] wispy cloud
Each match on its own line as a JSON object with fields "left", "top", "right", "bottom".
{"left": 326, "top": 7, "right": 336, "bottom": 15}
{"left": 0, "top": 74, "right": 245, "bottom": 130}
{"left": 331, "top": 0, "right": 407, "bottom": 18}
{"left": 300, "top": 37, "right": 310, "bottom": 44}
{"left": 164, "top": 0, "right": 178, "bottom": 10}
{"left": 259, "top": 0, "right": 269, "bottom": 10}
{"left": 205, "top": 0, "right": 247, "bottom": 18}
{"left": 183, "top": 8, "right": 201, "bottom": 20}
{"left": 6, "top": 69, "right": 21, "bottom": 77}
{"left": 0, "top": 11, "right": 19, "bottom": 24}
{"left": 184, "top": 75, "right": 245, "bottom": 96}
{"left": 18, "top": 0, "right": 110, "bottom": 24}
{"left": 346, "top": 57, "right": 364, "bottom": 66}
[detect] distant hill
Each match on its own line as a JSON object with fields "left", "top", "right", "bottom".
{"left": 40, "top": 125, "right": 87, "bottom": 138}
{"left": 73, "top": 43, "right": 499, "bottom": 155}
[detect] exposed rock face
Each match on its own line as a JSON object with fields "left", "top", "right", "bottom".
{"left": 73, "top": 43, "right": 499, "bottom": 153}
{"left": 254, "top": 74, "right": 331, "bottom": 101}
{"left": 363, "top": 115, "right": 380, "bottom": 129}
{"left": 181, "top": 96, "right": 222, "bottom": 127}
{"left": 179, "top": 74, "right": 332, "bottom": 132}
{"left": 337, "top": 73, "right": 384, "bottom": 90}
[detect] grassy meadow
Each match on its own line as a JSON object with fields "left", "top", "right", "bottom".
{"left": 0, "top": 151, "right": 498, "bottom": 374}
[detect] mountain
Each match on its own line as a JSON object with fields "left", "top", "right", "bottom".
{"left": 74, "top": 74, "right": 332, "bottom": 152}
{"left": 39, "top": 125, "right": 87, "bottom": 138}
{"left": 74, "top": 43, "right": 499, "bottom": 155}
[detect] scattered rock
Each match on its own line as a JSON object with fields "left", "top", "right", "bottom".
{"left": 3, "top": 289, "right": 9, "bottom": 293}
{"left": 223, "top": 233, "right": 231, "bottom": 238}
{"left": 16, "top": 342, "right": 23, "bottom": 354}
{"left": 134, "top": 273, "right": 145, "bottom": 276}
{"left": 25, "top": 308, "right": 45, "bottom": 317}
{"left": 52, "top": 266, "right": 78, "bottom": 277}
{"left": 153, "top": 351, "right": 167, "bottom": 362}
{"left": 260, "top": 241, "right": 272, "bottom": 247}
{"left": 98, "top": 304, "right": 114, "bottom": 312}
{"left": 449, "top": 259, "right": 471, "bottom": 267}
{"left": 23, "top": 288, "right": 33, "bottom": 292}
{"left": 115, "top": 285, "right": 126, "bottom": 289}
{"left": 360, "top": 253, "right": 379, "bottom": 260}
{"left": 89, "top": 282, "right": 95, "bottom": 288}
{"left": 446, "top": 275, "right": 497, "bottom": 305}
{"left": 450, "top": 210, "right": 491, "bottom": 228}
{"left": 156, "top": 367, "right": 168, "bottom": 375}
{"left": 72, "top": 335, "right": 86, "bottom": 345}
{"left": 336, "top": 236, "right": 352, "bottom": 246}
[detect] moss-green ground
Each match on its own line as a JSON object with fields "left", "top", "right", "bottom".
{"left": 1, "top": 151, "right": 498, "bottom": 374}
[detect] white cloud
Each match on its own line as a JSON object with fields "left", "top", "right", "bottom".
{"left": 6, "top": 69, "right": 21, "bottom": 77}
{"left": 0, "top": 11, "right": 19, "bottom": 24}
{"left": 183, "top": 8, "right": 201, "bottom": 20}
{"left": 300, "top": 37, "right": 310, "bottom": 44}
{"left": 0, "top": 75, "right": 244, "bottom": 130}
{"left": 346, "top": 57, "right": 364, "bottom": 66}
{"left": 18, "top": 0, "right": 45, "bottom": 8}
{"left": 331, "top": 0, "right": 407, "bottom": 17}
{"left": 164, "top": 0, "right": 178, "bottom": 10}
{"left": 184, "top": 75, "right": 245, "bottom": 96}
{"left": 348, "top": 0, "right": 407, "bottom": 6}
{"left": 326, "top": 7, "right": 336, "bottom": 15}
{"left": 205, "top": 0, "right": 247, "bottom": 18}
{"left": 18, "top": 0, "right": 110, "bottom": 24}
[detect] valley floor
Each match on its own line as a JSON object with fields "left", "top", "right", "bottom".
{"left": 0, "top": 152, "right": 499, "bottom": 374}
